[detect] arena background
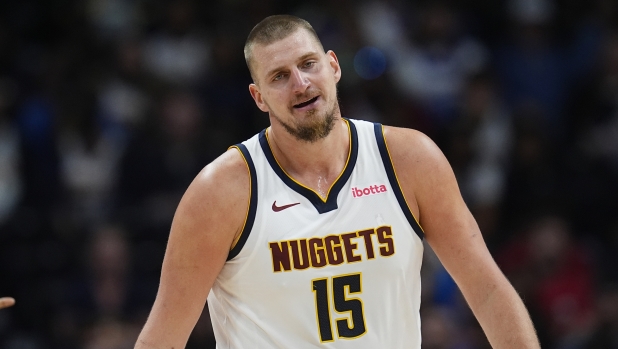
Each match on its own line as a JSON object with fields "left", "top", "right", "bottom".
{"left": 0, "top": 0, "right": 617, "bottom": 348}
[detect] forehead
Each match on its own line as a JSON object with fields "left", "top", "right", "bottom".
{"left": 251, "top": 29, "right": 323, "bottom": 77}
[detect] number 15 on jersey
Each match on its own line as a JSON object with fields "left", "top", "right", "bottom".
{"left": 312, "top": 273, "right": 367, "bottom": 342}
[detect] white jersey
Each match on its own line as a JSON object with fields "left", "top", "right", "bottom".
{"left": 208, "top": 119, "right": 425, "bottom": 348}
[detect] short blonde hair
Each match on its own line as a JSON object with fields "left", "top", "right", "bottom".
{"left": 244, "top": 15, "right": 324, "bottom": 82}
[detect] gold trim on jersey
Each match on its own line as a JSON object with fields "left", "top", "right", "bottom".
{"left": 264, "top": 119, "right": 353, "bottom": 202}
{"left": 380, "top": 125, "right": 425, "bottom": 233}
{"left": 228, "top": 145, "right": 252, "bottom": 251}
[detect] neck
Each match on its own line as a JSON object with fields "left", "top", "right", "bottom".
{"left": 267, "top": 116, "right": 350, "bottom": 198}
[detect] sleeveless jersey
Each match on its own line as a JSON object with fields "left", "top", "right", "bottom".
{"left": 207, "top": 119, "right": 425, "bottom": 348}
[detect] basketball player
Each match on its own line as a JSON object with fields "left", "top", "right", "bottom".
{"left": 135, "top": 15, "right": 540, "bottom": 348}
{"left": 0, "top": 297, "right": 15, "bottom": 310}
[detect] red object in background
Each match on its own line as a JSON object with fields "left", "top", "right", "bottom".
{"left": 497, "top": 216, "right": 596, "bottom": 339}
{"left": 534, "top": 247, "right": 595, "bottom": 337}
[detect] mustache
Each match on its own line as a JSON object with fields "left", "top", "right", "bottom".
{"left": 291, "top": 90, "right": 321, "bottom": 105}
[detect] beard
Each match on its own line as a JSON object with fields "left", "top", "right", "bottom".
{"left": 272, "top": 96, "right": 339, "bottom": 143}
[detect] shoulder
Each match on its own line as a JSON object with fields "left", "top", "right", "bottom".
{"left": 380, "top": 125, "right": 456, "bottom": 224}
{"left": 381, "top": 125, "right": 447, "bottom": 175}
{"left": 172, "top": 147, "right": 250, "bottom": 246}
{"left": 189, "top": 147, "right": 249, "bottom": 203}
{"left": 198, "top": 147, "right": 251, "bottom": 190}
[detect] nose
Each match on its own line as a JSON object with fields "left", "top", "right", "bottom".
{"left": 290, "top": 67, "right": 310, "bottom": 93}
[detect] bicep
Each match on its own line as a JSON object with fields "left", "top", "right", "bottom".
{"left": 137, "top": 151, "right": 249, "bottom": 348}
{"left": 385, "top": 127, "right": 507, "bottom": 306}
{"left": 152, "top": 196, "right": 234, "bottom": 335}
{"left": 422, "top": 187, "right": 504, "bottom": 304}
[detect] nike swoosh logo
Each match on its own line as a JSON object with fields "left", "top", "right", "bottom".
{"left": 272, "top": 201, "right": 301, "bottom": 212}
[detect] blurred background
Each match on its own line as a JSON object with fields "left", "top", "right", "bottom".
{"left": 0, "top": 0, "right": 617, "bottom": 348}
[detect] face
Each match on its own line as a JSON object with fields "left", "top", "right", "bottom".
{"left": 248, "top": 29, "right": 342, "bottom": 142}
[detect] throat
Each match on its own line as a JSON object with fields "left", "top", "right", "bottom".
{"left": 278, "top": 155, "right": 342, "bottom": 200}
{"left": 293, "top": 172, "right": 337, "bottom": 200}
{"left": 315, "top": 176, "right": 330, "bottom": 199}
{"left": 317, "top": 176, "right": 327, "bottom": 198}
{"left": 276, "top": 152, "right": 343, "bottom": 200}
{"left": 267, "top": 119, "right": 350, "bottom": 199}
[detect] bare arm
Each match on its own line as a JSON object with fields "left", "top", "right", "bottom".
{"left": 135, "top": 149, "right": 250, "bottom": 349}
{"left": 384, "top": 126, "right": 539, "bottom": 349}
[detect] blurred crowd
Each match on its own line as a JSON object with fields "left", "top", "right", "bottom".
{"left": 0, "top": 0, "right": 617, "bottom": 348}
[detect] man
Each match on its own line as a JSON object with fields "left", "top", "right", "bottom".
{"left": 135, "top": 15, "right": 540, "bottom": 348}
{"left": 0, "top": 297, "right": 15, "bottom": 310}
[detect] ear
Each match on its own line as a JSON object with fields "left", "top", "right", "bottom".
{"left": 249, "top": 83, "right": 269, "bottom": 112}
{"left": 326, "top": 50, "right": 342, "bottom": 83}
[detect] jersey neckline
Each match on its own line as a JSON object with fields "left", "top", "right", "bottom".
{"left": 258, "top": 118, "right": 359, "bottom": 214}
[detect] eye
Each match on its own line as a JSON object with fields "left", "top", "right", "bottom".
{"left": 303, "top": 61, "right": 316, "bottom": 68}
{"left": 273, "top": 73, "right": 285, "bottom": 81}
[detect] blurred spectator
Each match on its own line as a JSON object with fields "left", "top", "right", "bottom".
{"left": 142, "top": 0, "right": 212, "bottom": 87}
{"left": 496, "top": 0, "right": 603, "bottom": 139}
{"left": 115, "top": 89, "right": 212, "bottom": 234}
{"left": 578, "top": 31, "right": 618, "bottom": 171}
{"left": 498, "top": 215, "right": 596, "bottom": 348}
{"left": 86, "top": 225, "right": 132, "bottom": 318}
{"left": 17, "top": 96, "right": 62, "bottom": 211}
{"left": 356, "top": 0, "right": 408, "bottom": 53}
{"left": 445, "top": 72, "right": 513, "bottom": 242}
{"left": 200, "top": 26, "right": 261, "bottom": 147}
{"left": 98, "top": 39, "right": 152, "bottom": 141}
{"left": 86, "top": 0, "right": 142, "bottom": 42}
{"left": 389, "top": 1, "right": 489, "bottom": 131}
{"left": 352, "top": 0, "right": 411, "bottom": 125}
{"left": 58, "top": 92, "right": 125, "bottom": 226}
{"left": 54, "top": 224, "right": 153, "bottom": 347}
{"left": 563, "top": 29, "right": 618, "bottom": 238}
{"left": 502, "top": 107, "right": 560, "bottom": 229}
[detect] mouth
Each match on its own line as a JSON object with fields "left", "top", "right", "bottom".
{"left": 293, "top": 96, "right": 319, "bottom": 109}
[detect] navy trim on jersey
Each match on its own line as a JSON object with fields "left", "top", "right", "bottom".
{"left": 258, "top": 119, "right": 359, "bottom": 214}
{"left": 373, "top": 123, "right": 424, "bottom": 240}
{"left": 228, "top": 143, "right": 258, "bottom": 260}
